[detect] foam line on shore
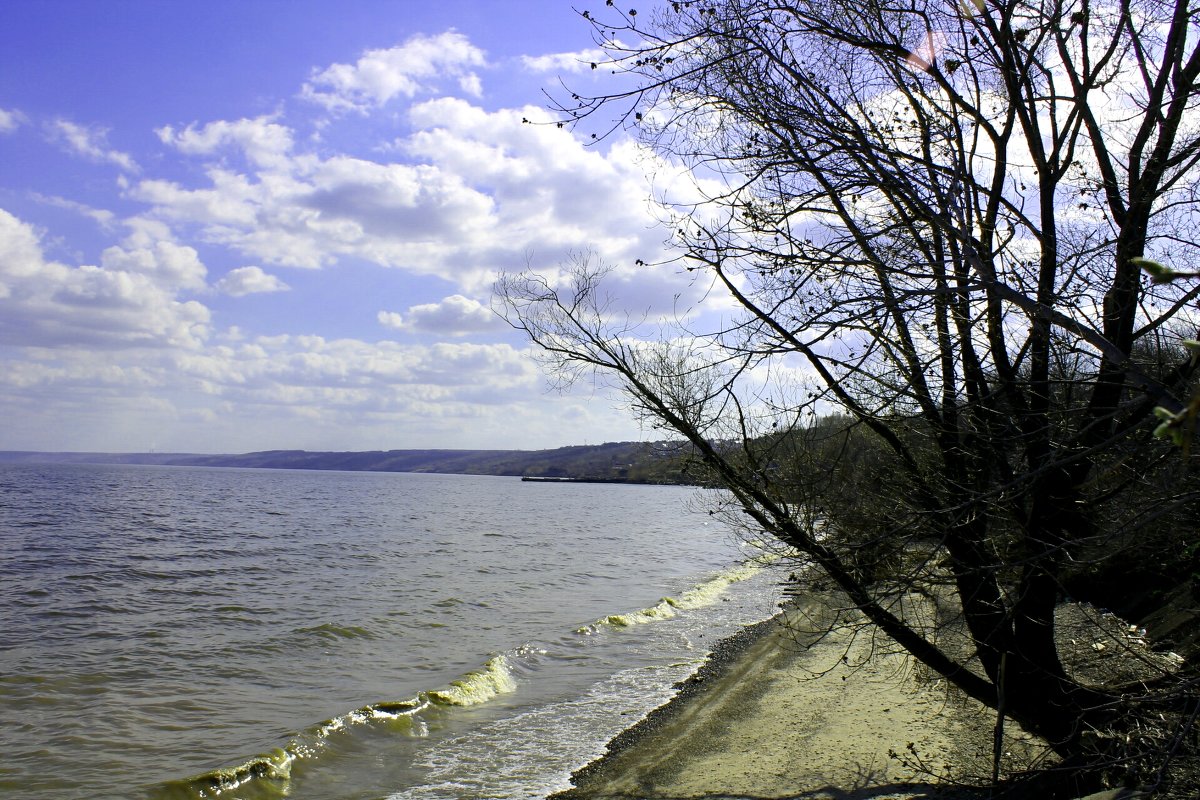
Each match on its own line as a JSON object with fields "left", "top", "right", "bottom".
{"left": 548, "top": 590, "right": 1008, "bottom": 800}
{"left": 577, "top": 557, "right": 770, "bottom": 633}
{"left": 549, "top": 602, "right": 811, "bottom": 798}
{"left": 155, "top": 558, "right": 780, "bottom": 799}
{"left": 153, "top": 654, "right": 521, "bottom": 798}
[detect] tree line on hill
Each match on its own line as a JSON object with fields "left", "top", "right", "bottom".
{"left": 0, "top": 441, "right": 698, "bottom": 484}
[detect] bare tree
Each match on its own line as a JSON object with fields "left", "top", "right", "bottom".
{"left": 500, "top": 0, "right": 1200, "bottom": 793}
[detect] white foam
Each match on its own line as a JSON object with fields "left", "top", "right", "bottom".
{"left": 425, "top": 654, "right": 517, "bottom": 707}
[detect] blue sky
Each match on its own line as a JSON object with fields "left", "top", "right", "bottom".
{"left": 0, "top": 1, "right": 705, "bottom": 453}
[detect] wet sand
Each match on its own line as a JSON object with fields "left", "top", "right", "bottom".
{"left": 552, "top": 597, "right": 1003, "bottom": 800}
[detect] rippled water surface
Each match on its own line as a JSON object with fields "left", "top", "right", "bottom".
{"left": 0, "top": 463, "right": 783, "bottom": 799}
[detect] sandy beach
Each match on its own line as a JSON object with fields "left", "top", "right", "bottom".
{"left": 552, "top": 597, "right": 1018, "bottom": 800}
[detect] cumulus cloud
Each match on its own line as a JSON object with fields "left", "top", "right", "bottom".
{"left": 216, "top": 266, "right": 290, "bottom": 297}
{"left": 0, "top": 209, "right": 46, "bottom": 282}
{"left": 130, "top": 96, "right": 681, "bottom": 297}
{"left": 47, "top": 119, "right": 139, "bottom": 172}
{"left": 99, "top": 217, "right": 208, "bottom": 291}
{"left": 132, "top": 153, "right": 498, "bottom": 273}
{"left": 160, "top": 335, "right": 543, "bottom": 424}
{"left": 377, "top": 294, "right": 500, "bottom": 336}
{"left": 156, "top": 117, "right": 295, "bottom": 170}
{"left": 0, "top": 31, "right": 710, "bottom": 453}
{"left": 301, "top": 31, "right": 487, "bottom": 113}
{"left": 0, "top": 107, "right": 26, "bottom": 134}
{"left": 377, "top": 310, "right": 405, "bottom": 329}
{"left": 0, "top": 327, "right": 613, "bottom": 451}
{"left": 132, "top": 170, "right": 264, "bottom": 230}
{"left": 0, "top": 208, "right": 209, "bottom": 348}
{"left": 0, "top": 204, "right": 640, "bottom": 451}
{"left": 99, "top": 241, "right": 207, "bottom": 291}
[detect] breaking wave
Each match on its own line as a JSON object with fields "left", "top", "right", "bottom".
{"left": 153, "top": 554, "right": 775, "bottom": 799}
{"left": 577, "top": 556, "right": 768, "bottom": 633}
{"left": 153, "top": 656, "right": 519, "bottom": 799}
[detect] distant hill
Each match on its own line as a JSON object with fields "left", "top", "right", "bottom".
{"left": 0, "top": 441, "right": 700, "bottom": 484}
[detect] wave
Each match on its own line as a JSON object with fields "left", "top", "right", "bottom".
{"left": 295, "top": 622, "right": 376, "bottom": 641}
{"left": 577, "top": 556, "right": 769, "bottom": 633}
{"left": 154, "top": 557, "right": 775, "bottom": 799}
{"left": 153, "top": 748, "right": 296, "bottom": 800}
{"left": 425, "top": 655, "right": 516, "bottom": 706}
{"left": 152, "top": 655, "right": 519, "bottom": 799}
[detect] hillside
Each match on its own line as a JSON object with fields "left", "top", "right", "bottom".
{"left": 0, "top": 441, "right": 698, "bottom": 484}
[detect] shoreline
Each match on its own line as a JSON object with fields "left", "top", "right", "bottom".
{"left": 552, "top": 610, "right": 795, "bottom": 796}
{"left": 551, "top": 594, "right": 1001, "bottom": 800}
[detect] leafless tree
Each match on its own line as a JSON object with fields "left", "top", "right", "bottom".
{"left": 499, "top": 0, "right": 1200, "bottom": 792}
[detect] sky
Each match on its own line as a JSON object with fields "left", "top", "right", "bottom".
{"left": 0, "top": 0, "right": 707, "bottom": 454}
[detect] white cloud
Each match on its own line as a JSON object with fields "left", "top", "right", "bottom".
{"left": 521, "top": 47, "right": 610, "bottom": 74}
{"left": 0, "top": 208, "right": 209, "bottom": 348}
{"left": 48, "top": 119, "right": 139, "bottom": 173}
{"left": 131, "top": 96, "right": 684, "bottom": 297}
{"left": 0, "top": 209, "right": 47, "bottom": 281}
{"left": 157, "top": 117, "right": 295, "bottom": 170}
{"left": 0, "top": 309, "right": 649, "bottom": 451}
{"left": 99, "top": 217, "right": 208, "bottom": 292}
{"left": 0, "top": 32, "right": 708, "bottom": 453}
{"left": 301, "top": 31, "right": 487, "bottom": 113}
{"left": 458, "top": 72, "right": 483, "bottom": 98}
{"left": 216, "top": 266, "right": 290, "bottom": 297}
{"left": 98, "top": 241, "right": 207, "bottom": 291}
{"left": 377, "top": 310, "right": 405, "bottom": 329}
{"left": 132, "top": 154, "right": 498, "bottom": 273}
{"left": 160, "top": 335, "right": 543, "bottom": 421}
{"left": 378, "top": 294, "right": 500, "bottom": 336}
{"left": 133, "top": 170, "right": 266, "bottom": 230}
{"left": 0, "top": 107, "right": 26, "bottom": 134}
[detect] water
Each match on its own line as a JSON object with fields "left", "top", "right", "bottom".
{"left": 0, "top": 463, "right": 784, "bottom": 799}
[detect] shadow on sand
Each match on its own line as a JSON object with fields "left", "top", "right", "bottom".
{"left": 565, "top": 780, "right": 992, "bottom": 800}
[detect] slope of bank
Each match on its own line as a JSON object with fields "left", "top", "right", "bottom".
{"left": 553, "top": 598, "right": 1006, "bottom": 800}
{"left": 552, "top": 589, "right": 1198, "bottom": 800}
